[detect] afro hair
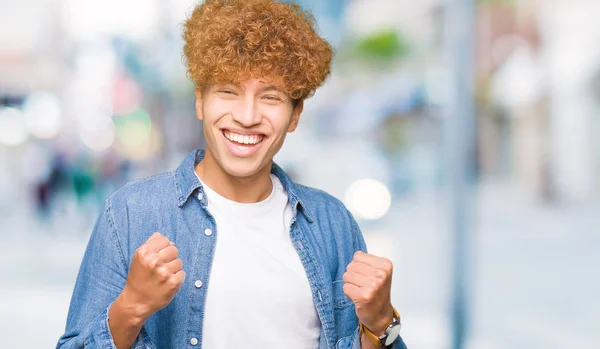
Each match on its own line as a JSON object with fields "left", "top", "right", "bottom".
{"left": 182, "top": 0, "right": 333, "bottom": 100}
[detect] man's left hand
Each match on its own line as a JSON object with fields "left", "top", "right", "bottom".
{"left": 343, "top": 251, "right": 394, "bottom": 335}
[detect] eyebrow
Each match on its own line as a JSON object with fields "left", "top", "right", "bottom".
{"left": 260, "top": 86, "right": 284, "bottom": 93}
{"left": 218, "top": 83, "right": 285, "bottom": 95}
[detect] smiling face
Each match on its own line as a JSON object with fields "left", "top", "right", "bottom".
{"left": 196, "top": 79, "right": 303, "bottom": 180}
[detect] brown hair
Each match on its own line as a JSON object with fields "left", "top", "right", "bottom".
{"left": 182, "top": 0, "right": 333, "bottom": 101}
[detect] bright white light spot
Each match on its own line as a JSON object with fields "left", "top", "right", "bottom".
{"left": 0, "top": 107, "right": 29, "bottom": 146}
{"left": 492, "top": 45, "right": 544, "bottom": 109}
{"left": 62, "top": 0, "right": 159, "bottom": 42}
{"left": 79, "top": 114, "right": 116, "bottom": 151}
{"left": 344, "top": 178, "right": 392, "bottom": 220}
{"left": 23, "top": 92, "right": 62, "bottom": 139}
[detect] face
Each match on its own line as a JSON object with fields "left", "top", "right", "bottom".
{"left": 195, "top": 79, "right": 303, "bottom": 179}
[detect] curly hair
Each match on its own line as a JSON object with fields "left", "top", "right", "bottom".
{"left": 182, "top": 0, "right": 333, "bottom": 101}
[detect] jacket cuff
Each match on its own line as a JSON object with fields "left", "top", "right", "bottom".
{"left": 83, "top": 302, "right": 155, "bottom": 349}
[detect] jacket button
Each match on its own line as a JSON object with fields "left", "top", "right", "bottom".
{"left": 204, "top": 228, "right": 213, "bottom": 236}
{"left": 190, "top": 337, "right": 198, "bottom": 346}
{"left": 194, "top": 280, "right": 203, "bottom": 288}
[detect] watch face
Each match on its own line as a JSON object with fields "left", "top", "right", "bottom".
{"left": 383, "top": 323, "right": 402, "bottom": 346}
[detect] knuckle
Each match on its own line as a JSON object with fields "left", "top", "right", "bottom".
{"left": 156, "top": 267, "right": 170, "bottom": 279}
{"left": 177, "top": 274, "right": 185, "bottom": 286}
{"left": 364, "top": 289, "right": 375, "bottom": 302}
{"left": 342, "top": 283, "right": 350, "bottom": 294}
{"left": 167, "top": 276, "right": 179, "bottom": 288}
{"left": 382, "top": 259, "right": 393, "bottom": 271}
{"left": 146, "top": 255, "right": 160, "bottom": 269}
{"left": 136, "top": 247, "right": 148, "bottom": 258}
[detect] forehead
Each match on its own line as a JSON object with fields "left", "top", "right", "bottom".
{"left": 212, "top": 75, "right": 286, "bottom": 91}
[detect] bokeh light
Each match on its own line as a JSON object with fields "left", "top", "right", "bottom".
{"left": 61, "top": 0, "right": 159, "bottom": 42}
{"left": 344, "top": 178, "right": 392, "bottom": 220}
{"left": 22, "top": 92, "right": 63, "bottom": 139}
{"left": 0, "top": 107, "right": 29, "bottom": 146}
{"left": 79, "top": 114, "right": 116, "bottom": 151}
{"left": 114, "top": 108, "right": 157, "bottom": 160}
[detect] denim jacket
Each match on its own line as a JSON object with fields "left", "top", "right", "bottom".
{"left": 57, "top": 149, "right": 407, "bottom": 349}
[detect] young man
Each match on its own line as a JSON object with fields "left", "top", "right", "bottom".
{"left": 57, "top": 1, "right": 406, "bottom": 348}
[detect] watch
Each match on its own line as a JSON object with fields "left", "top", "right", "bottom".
{"left": 359, "top": 307, "right": 402, "bottom": 347}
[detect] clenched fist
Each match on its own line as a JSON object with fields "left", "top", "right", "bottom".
{"left": 122, "top": 232, "right": 186, "bottom": 318}
{"left": 343, "top": 251, "right": 394, "bottom": 335}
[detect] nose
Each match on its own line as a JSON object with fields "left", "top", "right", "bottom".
{"left": 231, "top": 99, "right": 261, "bottom": 127}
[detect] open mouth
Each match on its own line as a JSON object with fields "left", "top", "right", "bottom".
{"left": 221, "top": 129, "right": 266, "bottom": 157}
{"left": 222, "top": 130, "right": 265, "bottom": 146}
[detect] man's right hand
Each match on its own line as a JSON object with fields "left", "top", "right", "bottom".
{"left": 123, "top": 232, "right": 186, "bottom": 318}
{"left": 108, "top": 232, "right": 185, "bottom": 349}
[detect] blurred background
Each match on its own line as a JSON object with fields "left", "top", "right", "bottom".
{"left": 1, "top": 0, "right": 599, "bottom": 348}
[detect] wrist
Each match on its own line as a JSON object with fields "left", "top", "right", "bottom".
{"left": 360, "top": 306, "right": 401, "bottom": 348}
{"left": 364, "top": 306, "right": 394, "bottom": 336}
{"left": 108, "top": 288, "right": 149, "bottom": 349}
{"left": 116, "top": 287, "right": 152, "bottom": 326}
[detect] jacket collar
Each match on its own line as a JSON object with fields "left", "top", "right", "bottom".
{"left": 174, "top": 148, "right": 314, "bottom": 222}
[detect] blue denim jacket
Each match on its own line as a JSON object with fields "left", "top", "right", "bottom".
{"left": 57, "top": 149, "right": 407, "bottom": 349}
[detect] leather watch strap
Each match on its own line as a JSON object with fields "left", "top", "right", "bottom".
{"left": 359, "top": 307, "right": 400, "bottom": 347}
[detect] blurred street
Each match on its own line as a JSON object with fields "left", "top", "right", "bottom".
{"left": 2, "top": 0, "right": 600, "bottom": 348}
{"left": 2, "top": 181, "right": 598, "bottom": 349}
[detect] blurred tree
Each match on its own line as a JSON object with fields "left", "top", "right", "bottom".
{"left": 354, "top": 29, "right": 409, "bottom": 61}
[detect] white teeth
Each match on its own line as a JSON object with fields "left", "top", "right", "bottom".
{"left": 225, "top": 131, "right": 263, "bottom": 145}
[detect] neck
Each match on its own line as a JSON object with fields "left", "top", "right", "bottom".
{"left": 194, "top": 148, "right": 273, "bottom": 203}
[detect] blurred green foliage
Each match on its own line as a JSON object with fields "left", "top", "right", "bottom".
{"left": 354, "top": 29, "right": 409, "bottom": 61}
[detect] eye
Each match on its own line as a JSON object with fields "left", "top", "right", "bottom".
{"left": 218, "top": 89, "right": 235, "bottom": 95}
{"left": 263, "top": 95, "right": 282, "bottom": 102}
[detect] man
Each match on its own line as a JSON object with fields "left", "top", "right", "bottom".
{"left": 57, "top": 0, "right": 406, "bottom": 348}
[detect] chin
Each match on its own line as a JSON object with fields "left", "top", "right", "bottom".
{"left": 219, "top": 157, "right": 266, "bottom": 179}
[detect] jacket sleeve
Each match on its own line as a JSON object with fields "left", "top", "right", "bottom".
{"left": 56, "top": 198, "right": 155, "bottom": 349}
{"left": 348, "top": 212, "right": 408, "bottom": 349}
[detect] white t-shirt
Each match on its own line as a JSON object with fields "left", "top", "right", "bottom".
{"left": 197, "top": 173, "right": 321, "bottom": 348}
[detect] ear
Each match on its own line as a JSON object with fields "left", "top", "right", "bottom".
{"left": 287, "top": 99, "right": 304, "bottom": 133}
{"left": 195, "top": 87, "right": 204, "bottom": 121}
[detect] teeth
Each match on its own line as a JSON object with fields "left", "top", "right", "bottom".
{"left": 225, "top": 131, "right": 263, "bottom": 145}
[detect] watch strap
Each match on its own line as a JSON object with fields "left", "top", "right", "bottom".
{"left": 359, "top": 307, "right": 400, "bottom": 347}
